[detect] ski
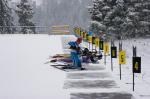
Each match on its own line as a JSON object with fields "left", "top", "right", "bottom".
{"left": 51, "top": 64, "right": 69, "bottom": 66}
{"left": 50, "top": 65, "right": 69, "bottom": 72}
{"left": 50, "top": 64, "right": 86, "bottom": 72}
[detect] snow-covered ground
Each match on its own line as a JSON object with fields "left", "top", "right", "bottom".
{"left": 106, "top": 38, "right": 150, "bottom": 99}
{"left": 0, "top": 34, "right": 69, "bottom": 99}
{"left": 0, "top": 34, "right": 150, "bottom": 99}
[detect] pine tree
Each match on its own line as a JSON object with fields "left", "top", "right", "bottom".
{"left": 89, "top": 0, "right": 150, "bottom": 39}
{"left": 110, "top": 0, "right": 128, "bottom": 39}
{"left": 0, "top": 0, "right": 14, "bottom": 34}
{"left": 140, "top": 0, "right": 150, "bottom": 36}
{"left": 16, "top": 0, "right": 35, "bottom": 34}
{"left": 89, "top": 0, "right": 106, "bottom": 36}
{"left": 89, "top": 0, "right": 122, "bottom": 40}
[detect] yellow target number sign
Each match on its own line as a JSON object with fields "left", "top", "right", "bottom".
{"left": 95, "top": 38, "right": 100, "bottom": 48}
{"left": 77, "top": 28, "right": 80, "bottom": 35}
{"left": 88, "top": 36, "right": 92, "bottom": 43}
{"left": 104, "top": 42, "right": 109, "bottom": 55}
{"left": 84, "top": 32, "right": 87, "bottom": 40}
{"left": 119, "top": 50, "right": 126, "bottom": 64}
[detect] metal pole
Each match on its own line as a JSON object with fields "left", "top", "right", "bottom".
{"left": 111, "top": 41, "right": 114, "bottom": 71}
{"left": 133, "top": 71, "right": 135, "bottom": 91}
{"left": 120, "top": 64, "right": 121, "bottom": 80}
{"left": 89, "top": 42, "right": 90, "bottom": 50}
{"left": 111, "top": 57, "right": 113, "bottom": 71}
{"left": 104, "top": 41, "right": 107, "bottom": 65}
{"left": 119, "top": 42, "right": 122, "bottom": 80}
{"left": 92, "top": 42, "right": 93, "bottom": 52}
{"left": 104, "top": 54, "right": 106, "bottom": 65}
{"left": 133, "top": 46, "right": 136, "bottom": 91}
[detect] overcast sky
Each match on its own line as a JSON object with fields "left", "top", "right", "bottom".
{"left": 12, "top": 0, "right": 42, "bottom": 5}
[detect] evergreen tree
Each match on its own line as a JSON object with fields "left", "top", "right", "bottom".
{"left": 0, "top": 0, "right": 14, "bottom": 34}
{"left": 16, "top": 0, "right": 35, "bottom": 34}
{"left": 125, "top": 0, "right": 142, "bottom": 38}
{"left": 89, "top": 0, "right": 106, "bottom": 36}
{"left": 89, "top": 0, "right": 150, "bottom": 39}
{"left": 139, "top": 0, "right": 150, "bottom": 36}
{"left": 109, "top": 0, "right": 128, "bottom": 39}
{"left": 89, "top": 0, "right": 121, "bottom": 40}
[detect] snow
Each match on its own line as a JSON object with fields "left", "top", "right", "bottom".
{"left": 0, "top": 34, "right": 150, "bottom": 99}
{"left": 0, "top": 34, "right": 69, "bottom": 99}
{"left": 105, "top": 38, "right": 150, "bottom": 99}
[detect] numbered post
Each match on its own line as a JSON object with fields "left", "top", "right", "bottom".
{"left": 83, "top": 32, "right": 87, "bottom": 40}
{"left": 104, "top": 42, "right": 109, "bottom": 55}
{"left": 81, "top": 31, "right": 84, "bottom": 38}
{"left": 119, "top": 42, "right": 123, "bottom": 80}
{"left": 74, "top": 27, "right": 77, "bottom": 35}
{"left": 111, "top": 46, "right": 117, "bottom": 71}
{"left": 133, "top": 57, "right": 141, "bottom": 73}
{"left": 95, "top": 38, "right": 100, "bottom": 48}
{"left": 88, "top": 36, "right": 92, "bottom": 50}
{"left": 88, "top": 36, "right": 92, "bottom": 43}
{"left": 132, "top": 46, "right": 141, "bottom": 91}
{"left": 104, "top": 42, "right": 110, "bottom": 65}
{"left": 99, "top": 40, "right": 104, "bottom": 50}
{"left": 119, "top": 50, "right": 126, "bottom": 65}
{"left": 92, "top": 36, "right": 96, "bottom": 52}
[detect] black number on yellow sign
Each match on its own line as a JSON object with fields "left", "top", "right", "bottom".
{"left": 119, "top": 51, "right": 126, "bottom": 64}
{"left": 133, "top": 57, "right": 141, "bottom": 73}
{"left": 111, "top": 47, "right": 117, "bottom": 58}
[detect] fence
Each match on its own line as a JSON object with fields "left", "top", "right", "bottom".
{"left": 0, "top": 26, "right": 50, "bottom": 34}
{"left": 0, "top": 25, "right": 73, "bottom": 35}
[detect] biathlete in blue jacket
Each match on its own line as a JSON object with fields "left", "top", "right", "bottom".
{"left": 67, "top": 37, "right": 84, "bottom": 70}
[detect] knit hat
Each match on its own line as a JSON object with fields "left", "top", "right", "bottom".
{"left": 76, "top": 37, "right": 82, "bottom": 43}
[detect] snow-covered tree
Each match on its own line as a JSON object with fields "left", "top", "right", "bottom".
{"left": 108, "top": 0, "right": 128, "bottom": 39}
{"left": 139, "top": 0, "right": 150, "bottom": 36}
{"left": 124, "top": 0, "right": 150, "bottom": 38}
{"left": 16, "top": 0, "right": 35, "bottom": 34}
{"left": 0, "top": 0, "right": 14, "bottom": 34}
{"left": 89, "top": 0, "right": 106, "bottom": 35}
{"left": 89, "top": 0, "right": 121, "bottom": 40}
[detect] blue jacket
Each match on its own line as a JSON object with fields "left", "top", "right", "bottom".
{"left": 68, "top": 41, "right": 79, "bottom": 53}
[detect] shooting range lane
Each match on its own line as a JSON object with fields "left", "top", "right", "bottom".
{"left": 61, "top": 35, "right": 133, "bottom": 99}
{"left": 71, "top": 92, "right": 132, "bottom": 99}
